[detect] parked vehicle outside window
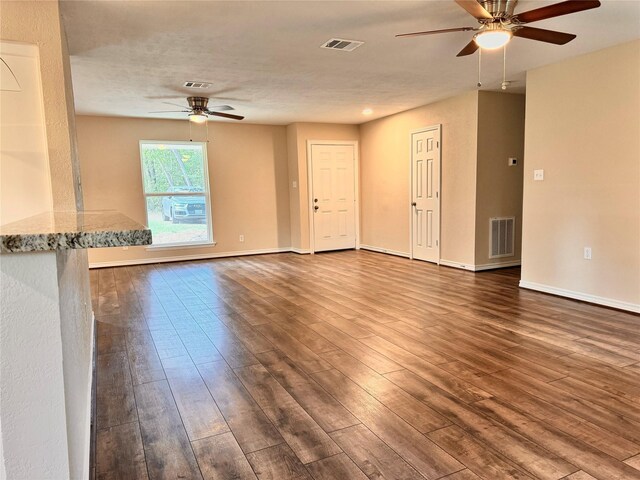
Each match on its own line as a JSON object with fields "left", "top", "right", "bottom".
{"left": 161, "top": 186, "right": 207, "bottom": 224}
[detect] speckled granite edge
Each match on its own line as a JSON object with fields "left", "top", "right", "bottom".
{"left": 0, "top": 228, "right": 152, "bottom": 253}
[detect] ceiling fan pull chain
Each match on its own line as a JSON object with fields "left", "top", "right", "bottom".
{"left": 502, "top": 44, "right": 507, "bottom": 90}
{"left": 477, "top": 48, "right": 482, "bottom": 87}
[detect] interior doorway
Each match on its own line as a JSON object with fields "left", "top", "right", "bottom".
{"left": 410, "top": 126, "right": 441, "bottom": 263}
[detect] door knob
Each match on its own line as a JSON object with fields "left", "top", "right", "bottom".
{"left": 411, "top": 202, "right": 417, "bottom": 207}
{"left": 314, "top": 205, "right": 319, "bottom": 211}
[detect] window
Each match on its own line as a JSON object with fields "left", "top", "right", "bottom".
{"left": 140, "top": 141, "right": 213, "bottom": 247}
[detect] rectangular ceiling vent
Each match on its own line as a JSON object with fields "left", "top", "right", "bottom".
{"left": 320, "top": 38, "right": 364, "bottom": 52}
{"left": 489, "top": 217, "right": 515, "bottom": 259}
{"left": 183, "top": 81, "right": 212, "bottom": 89}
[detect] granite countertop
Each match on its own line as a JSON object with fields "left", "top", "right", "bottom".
{"left": 0, "top": 211, "right": 152, "bottom": 253}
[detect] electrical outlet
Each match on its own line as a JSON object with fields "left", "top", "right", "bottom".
{"left": 122, "top": 246, "right": 128, "bottom": 250}
{"left": 534, "top": 169, "right": 544, "bottom": 181}
{"left": 584, "top": 247, "right": 592, "bottom": 260}
{"left": 508, "top": 157, "right": 517, "bottom": 166}
{"left": 239, "top": 234, "right": 244, "bottom": 243}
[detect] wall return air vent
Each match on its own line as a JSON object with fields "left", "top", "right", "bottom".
{"left": 320, "top": 38, "right": 364, "bottom": 52}
{"left": 489, "top": 217, "right": 515, "bottom": 258}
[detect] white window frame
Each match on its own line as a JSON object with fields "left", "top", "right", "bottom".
{"left": 139, "top": 140, "right": 214, "bottom": 249}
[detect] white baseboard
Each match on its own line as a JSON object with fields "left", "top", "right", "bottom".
{"left": 474, "top": 260, "right": 522, "bottom": 271}
{"left": 519, "top": 280, "right": 640, "bottom": 313}
{"left": 89, "top": 247, "right": 521, "bottom": 272}
{"left": 359, "top": 244, "right": 410, "bottom": 258}
{"left": 439, "top": 259, "right": 521, "bottom": 272}
{"left": 439, "top": 259, "right": 475, "bottom": 271}
{"left": 89, "top": 247, "right": 291, "bottom": 268}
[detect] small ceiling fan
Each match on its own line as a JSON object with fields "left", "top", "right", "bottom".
{"left": 396, "top": 0, "right": 601, "bottom": 56}
{"left": 150, "top": 96, "right": 244, "bottom": 122}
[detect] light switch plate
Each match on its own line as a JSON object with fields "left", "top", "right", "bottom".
{"left": 292, "top": 180, "right": 298, "bottom": 188}
{"left": 534, "top": 169, "right": 544, "bottom": 181}
{"left": 508, "top": 157, "right": 517, "bottom": 166}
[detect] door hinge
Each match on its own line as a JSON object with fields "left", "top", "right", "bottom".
{"left": 437, "top": 141, "right": 439, "bottom": 148}
{"left": 436, "top": 240, "right": 439, "bottom": 246}
{"left": 436, "top": 191, "right": 439, "bottom": 199}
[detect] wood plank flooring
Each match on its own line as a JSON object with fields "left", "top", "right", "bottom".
{"left": 90, "top": 251, "right": 640, "bottom": 480}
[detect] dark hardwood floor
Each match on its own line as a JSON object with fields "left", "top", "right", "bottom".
{"left": 90, "top": 250, "right": 640, "bottom": 480}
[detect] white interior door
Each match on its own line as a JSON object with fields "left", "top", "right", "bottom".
{"left": 411, "top": 127, "right": 441, "bottom": 263}
{"left": 311, "top": 144, "right": 356, "bottom": 252}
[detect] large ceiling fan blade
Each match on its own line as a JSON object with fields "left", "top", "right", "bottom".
{"left": 149, "top": 110, "right": 190, "bottom": 113}
{"left": 516, "top": 0, "right": 601, "bottom": 24}
{"left": 455, "top": 0, "right": 493, "bottom": 20}
{"left": 207, "top": 111, "right": 245, "bottom": 121}
{"left": 396, "top": 27, "right": 478, "bottom": 38}
{"left": 513, "top": 26, "right": 576, "bottom": 45}
{"left": 456, "top": 40, "right": 480, "bottom": 57}
{"left": 207, "top": 104, "right": 234, "bottom": 111}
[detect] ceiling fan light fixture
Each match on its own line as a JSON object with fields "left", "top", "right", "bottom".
{"left": 474, "top": 29, "right": 512, "bottom": 50}
{"left": 189, "top": 112, "right": 207, "bottom": 124}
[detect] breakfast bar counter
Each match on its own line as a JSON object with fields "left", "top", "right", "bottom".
{"left": 0, "top": 210, "right": 152, "bottom": 253}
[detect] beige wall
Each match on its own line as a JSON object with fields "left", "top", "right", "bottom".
{"left": 475, "top": 91, "right": 526, "bottom": 266}
{"left": 77, "top": 116, "right": 291, "bottom": 265}
{"left": 287, "top": 124, "right": 302, "bottom": 249}
{"left": 521, "top": 40, "right": 640, "bottom": 309}
{"left": 360, "top": 91, "right": 479, "bottom": 263}
{"left": 80, "top": 98, "right": 525, "bottom": 270}
{"left": 79, "top": 118, "right": 356, "bottom": 262}
{"left": 286, "top": 123, "right": 360, "bottom": 251}
{"left": 1, "top": 0, "right": 82, "bottom": 211}
{"left": 0, "top": 42, "right": 53, "bottom": 225}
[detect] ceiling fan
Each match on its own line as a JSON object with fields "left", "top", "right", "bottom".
{"left": 396, "top": 0, "right": 601, "bottom": 56}
{"left": 150, "top": 96, "right": 245, "bottom": 122}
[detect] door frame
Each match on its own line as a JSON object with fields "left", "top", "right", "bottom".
{"left": 409, "top": 125, "right": 442, "bottom": 263}
{"left": 307, "top": 140, "right": 360, "bottom": 254}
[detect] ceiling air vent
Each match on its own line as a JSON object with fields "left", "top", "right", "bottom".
{"left": 320, "top": 38, "right": 364, "bottom": 52}
{"left": 183, "top": 81, "right": 212, "bottom": 89}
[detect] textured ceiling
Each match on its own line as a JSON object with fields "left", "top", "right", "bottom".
{"left": 60, "top": 0, "right": 640, "bottom": 125}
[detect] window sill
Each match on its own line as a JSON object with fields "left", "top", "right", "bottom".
{"left": 145, "top": 241, "right": 217, "bottom": 251}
